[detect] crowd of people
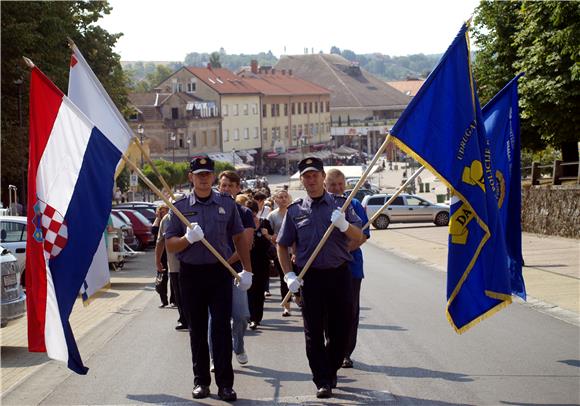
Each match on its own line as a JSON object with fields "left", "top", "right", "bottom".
{"left": 151, "top": 156, "right": 369, "bottom": 401}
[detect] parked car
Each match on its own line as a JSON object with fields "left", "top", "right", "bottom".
{"left": 1, "top": 245, "right": 26, "bottom": 327}
{"left": 361, "top": 193, "right": 450, "bottom": 229}
{"left": 344, "top": 188, "right": 380, "bottom": 203}
{"left": 0, "top": 216, "right": 27, "bottom": 286}
{"left": 113, "top": 202, "right": 158, "bottom": 223}
{"left": 112, "top": 209, "right": 153, "bottom": 250}
{"left": 110, "top": 213, "right": 138, "bottom": 250}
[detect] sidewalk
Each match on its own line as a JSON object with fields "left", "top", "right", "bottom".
{"left": 0, "top": 252, "right": 155, "bottom": 396}
{"left": 367, "top": 223, "right": 580, "bottom": 324}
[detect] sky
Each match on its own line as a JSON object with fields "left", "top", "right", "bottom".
{"left": 99, "top": 0, "right": 481, "bottom": 62}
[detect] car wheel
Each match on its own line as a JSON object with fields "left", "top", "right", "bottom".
{"left": 435, "top": 212, "right": 449, "bottom": 226}
{"left": 372, "top": 214, "right": 390, "bottom": 230}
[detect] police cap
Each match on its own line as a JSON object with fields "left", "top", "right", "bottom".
{"left": 298, "top": 156, "right": 324, "bottom": 175}
{"left": 190, "top": 156, "right": 214, "bottom": 174}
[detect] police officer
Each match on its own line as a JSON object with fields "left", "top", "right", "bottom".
{"left": 277, "top": 157, "right": 363, "bottom": 399}
{"left": 165, "top": 157, "right": 253, "bottom": 402}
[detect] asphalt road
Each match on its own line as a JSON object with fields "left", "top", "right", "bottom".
{"left": 4, "top": 244, "right": 579, "bottom": 405}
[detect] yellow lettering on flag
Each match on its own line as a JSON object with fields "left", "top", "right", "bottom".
{"left": 449, "top": 204, "right": 474, "bottom": 245}
{"left": 461, "top": 160, "right": 485, "bottom": 192}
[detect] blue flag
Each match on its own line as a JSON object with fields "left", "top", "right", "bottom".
{"left": 390, "top": 23, "right": 512, "bottom": 333}
{"left": 482, "top": 74, "right": 526, "bottom": 300}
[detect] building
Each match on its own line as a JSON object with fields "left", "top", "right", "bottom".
{"left": 275, "top": 54, "right": 411, "bottom": 157}
{"left": 387, "top": 79, "right": 426, "bottom": 97}
{"left": 238, "top": 62, "right": 331, "bottom": 172}
{"left": 128, "top": 89, "right": 221, "bottom": 163}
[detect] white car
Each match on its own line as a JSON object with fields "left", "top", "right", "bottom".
{"left": 361, "top": 193, "right": 450, "bottom": 229}
{"left": 0, "top": 216, "right": 27, "bottom": 279}
{"left": 1, "top": 244, "right": 26, "bottom": 327}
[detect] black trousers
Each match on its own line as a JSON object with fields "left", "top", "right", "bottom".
{"left": 180, "top": 262, "right": 233, "bottom": 389}
{"left": 345, "top": 277, "right": 362, "bottom": 357}
{"left": 274, "top": 257, "right": 289, "bottom": 301}
{"left": 169, "top": 272, "right": 186, "bottom": 326}
{"left": 156, "top": 271, "right": 169, "bottom": 306}
{"left": 301, "top": 262, "right": 352, "bottom": 388}
{"left": 247, "top": 263, "right": 268, "bottom": 323}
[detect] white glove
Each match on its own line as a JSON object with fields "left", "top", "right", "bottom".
{"left": 235, "top": 270, "right": 253, "bottom": 291}
{"left": 284, "top": 271, "right": 303, "bottom": 293}
{"left": 331, "top": 209, "right": 349, "bottom": 232}
{"left": 185, "top": 222, "right": 204, "bottom": 244}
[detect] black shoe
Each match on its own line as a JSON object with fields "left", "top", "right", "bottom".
{"left": 342, "top": 356, "right": 353, "bottom": 368}
{"left": 316, "top": 385, "right": 332, "bottom": 399}
{"left": 218, "top": 387, "right": 237, "bottom": 401}
{"left": 175, "top": 323, "right": 188, "bottom": 331}
{"left": 249, "top": 321, "right": 258, "bottom": 330}
{"left": 192, "top": 385, "right": 210, "bottom": 399}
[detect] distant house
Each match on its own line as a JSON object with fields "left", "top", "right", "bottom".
{"left": 387, "top": 79, "right": 426, "bottom": 97}
{"left": 275, "top": 54, "right": 411, "bottom": 155}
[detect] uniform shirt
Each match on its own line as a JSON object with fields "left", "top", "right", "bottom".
{"left": 277, "top": 192, "right": 362, "bottom": 269}
{"left": 228, "top": 203, "right": 255, "bottom": 272}
{"left": 348, "top": 198, "right": 370, "bottom": 279}
{"left": 158, "top": 214, "right": 180, "bottom": 273}
{"left": 164, "top": 190, "right": 244, "bottom": 265}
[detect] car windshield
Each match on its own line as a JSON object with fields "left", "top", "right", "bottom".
{"left": 110, "top": 215, "right": 127, "bottom": 228}
{"left": 113, "top": 211, "right": 131, "bottom": 224}
{"left": 131, "top": 210, "right": 152, "bottom": 226}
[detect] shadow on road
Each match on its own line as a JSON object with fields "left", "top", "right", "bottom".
{"left": 558, "top": 359, "right": 580, "bottom": 368}
{"left": 358, "top": 323, "right": 407, "bottom": 331}
{"left": 353, "top": 360, "right": 473, "bottom": 382}
{"left": 1, "top": 346, "right": 49, "bottom": 368}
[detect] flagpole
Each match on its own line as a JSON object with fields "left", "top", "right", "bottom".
{"left": 363, "top": 166, "right": 425, "bottom": 230}
{"left": 66, "top": 38, "right": 175, "bottom": 200}
{"left": 280, "top": 134, "right": 392, "bottom": 306}
{"left": 121, "top": 155, "right": 241, "bottom": 282}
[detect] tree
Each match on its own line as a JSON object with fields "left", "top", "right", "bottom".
{"left": 209, "top": 52, "right": 222, "bottom": 68}
{"left": 473, "top": 0, "right": 580, "bottom": 164}
{"left": 330, "top": 46, "right": 341, "bottom": 54}
{"left": 1, "top": 1, "right": 127, "bottom": 206}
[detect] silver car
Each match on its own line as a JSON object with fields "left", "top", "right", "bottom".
{"left": 1, "top": 245, "right": 26, "bottom": 327}
{"left": 361, "top": 193, "right": 450, "bottom": 229}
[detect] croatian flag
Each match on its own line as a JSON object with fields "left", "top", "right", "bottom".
{"left": 68, "top": 45, "right": 132, "bottom": 303}
{"left": 26, "top": 66, "right": 123, "bottom": 374}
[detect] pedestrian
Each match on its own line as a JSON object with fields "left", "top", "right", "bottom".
{"left": 254, "top": 191, "right": 271, "bottom": 219}
{"left": 267, "top": 189, "right": 293, "bottom": 316}
{"left": 245, "top": 199, "right": 274, "bottom": 329}
{"left": 157, "top": 207, "right": 188, "bottom": 330}
{"left": 153, "top": 204, "right": 170, "bottom": 308}
{"left": 165, "top": 156, "right": 253, "bottom": 402}
{"left": 324, "top": 169, "right": 370, "bottom": 369}
{"left": 277, "top": 156, "right": 363, "bottom": 399}
{"left": 209, "top": 170, "right": 255, "bottom": 368}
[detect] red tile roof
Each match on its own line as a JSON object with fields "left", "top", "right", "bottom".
{"left": 387, "top": 80, "right": 426, "bottom": 97}
{"left": 185, "top": 67, "right": 259, "bottom": 94}
{"left": 238, "top": 71, "right": 330, "bottom": 96}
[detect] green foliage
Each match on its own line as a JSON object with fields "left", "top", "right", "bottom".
{"left": 214, "top": 161, "right": 235, "bottom": 175}
{"left": 184, "top": 50, "right": 278, "bottom": 72}
{"left": 129, "top": 64, "right": 175, "bottom": 92}
{"left": 209, "top": 52, "right": 222, "bottom": 68}
{"left": 139, "top": 160, "right": 189, "bottom": 190}
{"left": 473, "top": 0, "right": 580, "bottom": 158}
{"left": 117, "top": 168, "right": 130, "bottom": 192}
{"left": 0, "top": 1, "right": 127, "bottom": 205}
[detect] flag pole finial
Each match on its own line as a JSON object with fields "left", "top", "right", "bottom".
{"left": 67, "top": 37, "right": 76, "bottom": 49}
{"left": 22, "top": 56, "right": 35, "bottom": 69}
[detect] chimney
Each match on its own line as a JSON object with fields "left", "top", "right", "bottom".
{"left": 282, "top": 69, "right": 286, "bottom": 75}
{"left": 272, "top": 68, "right": 276, "bottom": 75}
{"left": 289, "top": 69, "right": 293, "bottom": 76}
{"left": 251, "top": 60, "right": 258, "bottom": 74}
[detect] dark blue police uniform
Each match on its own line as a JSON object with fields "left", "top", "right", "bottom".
{"left": 277, "top": 189, "right": 362, "bottom": 389}
{"left": 165, "top": 183, "right": 244, "bottom": 393}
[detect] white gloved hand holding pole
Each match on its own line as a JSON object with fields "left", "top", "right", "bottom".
{"left": 235, "top": 270, "right": 253, "bottom": 291}
{"left": 284, "top": 271, "right": 303, "bottom": 293}
{"left": 331, "top": 209, "right": 349, "bottom": 232}
{"left": 185, "top": 222, "right": 204, "bottom": 244}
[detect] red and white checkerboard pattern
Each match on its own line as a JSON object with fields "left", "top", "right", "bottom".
{"left": 37, "top": 200, "right": 68, "bottom": 259}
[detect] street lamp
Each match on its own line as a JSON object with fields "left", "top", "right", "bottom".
{"left": 137, "top": 124, "right": 145, "bottom": 168}
{"left": 170, "top": 132, "right": 176, "bottom": 163}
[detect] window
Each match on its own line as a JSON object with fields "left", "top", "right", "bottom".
{"left": 326, "top": 101, "right": 330, "bottom": 112}
{"left": 233, "top": 104, "right": 239, "bottom": 116}
{"left": 309, "top": 102, "right": 313, "bottom": 114}
{"left": 223, "top": 104, "right": 228, "bottom": 116}
{"left": 304, "top": 102, "right": 308, "bottom": 114}
{"left": 291, "top": 102, "right": 295, "bottom": 115}
{"left": 315, "top": 102, "right": 318, "bottom": 113}
{"left": 271, "top": 104, "right": 276, "bottom": 117}
{"left": 262, "top": 104, "right": 267, "bottom": 118}
{"left": 310, "top": 124, "right": 315, "bottom": 136}
{"left": 211, "top": 130, "right": 217, "bottom": 145}
{"left": 284, "top": 104, "right": 288, "bottom": 116}
{"left": 202, "top": 131, "right": 208, "bottom": 146}
{"left": 284, "top": 126, "right": 288, "bottom": 138}
{"left": 406, "top": 197, "right": 427, "bottom": 206}
{"left": 368, "top": 197, "right": 385, "bottom": 206}
{"left": 292, "top": 125, "right": 297, "bottom": 140}
{"left": 0, "top": 220, "right": 26, "bottom": 242}
{"left": 252, "top": 103, "right": 258, "bottom": 115}
{"left": 254, "top": 127, "right": 259, "bottom": 139}
{"left": 243, "top": 104, "right": 249, "bottom": 115}
{"left": 243, "top": 128, "right": 249, "bottom": 140}
{"left": 179, "top": 137, "right": 184, "bottom": 148}
{"left": 262, "top": 128, "right": 268, "bottom": 141}
{"left": 391, "top": 196, "right": 404, "bottom": 206}
{"left": 192, "top": 132, "right": 197, "bottom": 147}
{"left": 187, "top": 80, "right": 196, "bottom": 92}
{"left": 298, "top": 102, "right": 302, "bottom": 114}
{"left": 171, "top": 108, "right": 179, "bottom": 119}
{"left": 297, "top": 124, "right": 303, "bottom": 138}
{"left": 234, "top": 129, "right": 240, "bottom": 141}
{"left": 224, "top": 129, "right": 229, "bottom": 142}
